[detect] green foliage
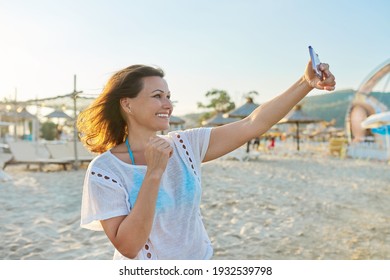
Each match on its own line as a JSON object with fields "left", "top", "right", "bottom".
{"left": 302, "top": 90, "right": 390, "bottom": 127}
{"left": 244, "top": 90, "right": 259, "bottom": 100}
{"left": 197, "top": 89, "right": 235, "bottom": 113}
{"left": 197, "top": 89, "right": 236, "bottom": 124}
{"left": 198, "top": 111, "right": 216, "bottom": 125}
{"left": 41, "top": 121, "right": 57, "bottom": 140}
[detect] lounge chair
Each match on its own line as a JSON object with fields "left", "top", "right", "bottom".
{"left": 45, "top": 141, "right": 95, "bottom": 165}
{"left": 68, "top": 141, "right": 96, "bottom": 162}
{"left": 3, "top": 142, "right": 73, "bottom": 171}
{"left": 0, "top": 151, "right": 13, "bottom": 180}
{"left": 329, "top": 137, "right": 347, "bottom": 158}
{"left": 0, "top": 151, "right": 12, "bottom": 168}
{"left": 45, "top": 142, "right": 74, "bottom": 161}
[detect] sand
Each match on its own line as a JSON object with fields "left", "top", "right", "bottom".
{"left": 1, "top": 150, "right": 389, "bottom": 260}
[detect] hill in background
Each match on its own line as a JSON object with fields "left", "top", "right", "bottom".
{"left": 180, "top": 90, "right": 390, "bottom": 129}
{"left": 301, "top": 90, "right": 390, "bottom": 128}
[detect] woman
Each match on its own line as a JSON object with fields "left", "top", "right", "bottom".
{"left": 78, "top": 62, "right": 335, "bottom": 260}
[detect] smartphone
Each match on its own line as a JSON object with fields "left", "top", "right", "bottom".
{"left": 308, "top": 46, "right": 323, "bottom": 79}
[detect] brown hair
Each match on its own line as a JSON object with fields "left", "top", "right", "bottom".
{"left": 77, "top": 64, "right": 165, "bottom": 154}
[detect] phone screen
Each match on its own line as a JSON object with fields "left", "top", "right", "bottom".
{"left": 308, "top": 46, "right": 322, "bottom": 79}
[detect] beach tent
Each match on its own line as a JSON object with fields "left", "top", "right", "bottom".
{"left": 0, "top": 121, "right": 12, "bottom": 144}
{"left": 3, "top": 108, "right": 38, "bottom": 141}
{"left": 278, "top": 104, "right": 322, "bottom": 151}
{"left": 361, "top": 111, "right": 390, "bottom": 160}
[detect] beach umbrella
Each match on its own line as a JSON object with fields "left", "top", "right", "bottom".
{"left": 278, "top": 104, "right": 322, "bottom": 151}
{"left": 160, "top": 115, "right": 186, "bottom": 134}
{"left": 361, "top": 111, "right": 390, "bottom": 160}
{"left": 227, "top": 98, "right": 260, "bottom": 152}
{"left": 169, "top": 115, "right": 185, "bottom": 125}
{"left": 202, "top": 112, "right": 239, "bottom": 127}
{"left": 227, "top": 97, "right": 259, "bottom": 118}
{"left": 17, "top": 108, "right": 37, "bottom": 120}
{"left": 45, "top": 109, "right": 72, "bottom": 120}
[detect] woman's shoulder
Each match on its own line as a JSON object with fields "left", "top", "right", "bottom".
{"left": 87, "top": 150, "right": 116, "bottom": 170}
{"left": 167, "top": 127, "right": 212, "bottom": 139}
{"left": 85, "top": 150, "right": 128, "bottom": 183}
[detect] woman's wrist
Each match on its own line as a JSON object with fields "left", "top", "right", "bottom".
{"left": 145, "top": 168, "right": 164, "bottom": 182}
{"left": 302, "top": 75, "right": 315, "bottom": 89}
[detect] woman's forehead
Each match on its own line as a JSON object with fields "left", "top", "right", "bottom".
{"left": 142, "top": 76, "right": 169, "bottom": 92}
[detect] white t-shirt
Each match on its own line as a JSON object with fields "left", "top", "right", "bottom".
{"left": 80, "top": 127, "right": 213, "bottom": 260}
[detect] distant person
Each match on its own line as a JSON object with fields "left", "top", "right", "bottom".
{"left": 77, "top": 61, "right": 335, "bottom": 260}
{"left": 56, "top": 126, "right": 63, "bottom": 140}
{"left": 253, "top": 137, "right": 260, "bottom": 150}
{"left": 267, "top": 137, "right": 276, "bottom": 150}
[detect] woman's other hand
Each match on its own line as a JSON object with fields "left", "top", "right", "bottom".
{"left": 144, "top": 136, "right": 173, "bottom": 175}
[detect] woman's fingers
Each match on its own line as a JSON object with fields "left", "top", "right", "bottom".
{"left": 318, "top": 63, "right": 336, "bottom": 91}
{"left": 147, "top": 136, "right": 173, "bottom": 158}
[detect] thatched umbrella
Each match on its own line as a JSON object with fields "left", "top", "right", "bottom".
{"left": 16, "top": 108, "right": 37, "bottom": 120}
{"left": 202, "top": 112, "right": 238, "bottom": 127}
{"left": 169, "top": 115, "right": 185, "bottom": 125}
{"left": 278, "top": 104, "right": 322, "bottom": 151}
{"left": 45, "top": 109, "right": 72, "bottom": 120}
{"left": 160, "top": 115, "right": 186, "bottom": 134}
{"left": 227, "top": 97, "right": 259, "bottom": 118}
{"left": 227, "top": 97, "right": 260, "bottom": 152}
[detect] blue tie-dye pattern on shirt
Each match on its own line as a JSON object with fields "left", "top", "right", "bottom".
{"left": 127, "top": 171, "right": 143, "bottom": 210}
{"left": 127, "top": 161, "right": 199, "bottom": 214}
{"left": 179, "top": 163, "right": 200, "bottom": 206}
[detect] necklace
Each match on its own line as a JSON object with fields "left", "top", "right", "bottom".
{"left": 125, "top": 138, "right": 135, "bottom": 165}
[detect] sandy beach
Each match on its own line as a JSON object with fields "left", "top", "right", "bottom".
{"left": 1, "top": 149, "right": 389, "bottom": 260}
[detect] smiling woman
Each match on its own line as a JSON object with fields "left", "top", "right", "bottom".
{"left": 77, "top": 60, "right": 335, "bottom": 260}
{"left": 77, "top": 64, "right": 213, "bottom": 260}
{"left": 77, "top": 65, "right": 166, "bottom": 154}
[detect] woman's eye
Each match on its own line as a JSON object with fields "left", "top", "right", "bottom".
{"left": 153, "top": 94, "right": 161, "bottom": 98}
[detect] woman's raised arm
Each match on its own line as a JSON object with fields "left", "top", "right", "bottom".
{"left": 203, "top": 62, "right": 336, "bottom": 162}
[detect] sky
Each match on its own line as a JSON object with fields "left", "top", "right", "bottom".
{"left": 0, "top": 0, "right": 389, "bottom": 116}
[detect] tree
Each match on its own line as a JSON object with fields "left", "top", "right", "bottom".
{"left": 41, "top": 121, "right": 57, "bottom": 140}
{"left": 197, "top": 89, "right": 236, "bottom": 124}
{"left": 243, "top": 90, "right": 259, "bottom": 101}
{"left": 197, "top": 89, "right": 235, "bottom": 113}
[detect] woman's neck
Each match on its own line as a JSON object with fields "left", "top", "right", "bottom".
{"left": 127, "top": 127, "right": 157, "bottom": 152}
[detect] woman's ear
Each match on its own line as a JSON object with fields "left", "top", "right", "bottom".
{"left": 120, "top": 98, "right": 132, "bottom": 113}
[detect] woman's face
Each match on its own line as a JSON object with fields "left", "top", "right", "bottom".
{"left": 126, "top": 76, "right": 173, "bottom": 132}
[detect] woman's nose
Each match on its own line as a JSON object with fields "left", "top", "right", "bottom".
{"left": 162, "top": 97, "right": 173, "bottom": 109}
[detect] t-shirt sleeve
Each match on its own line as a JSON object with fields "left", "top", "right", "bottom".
{"left": 80, "top": 165, "right": 130, "bottom": 231}
{"left": 180, "top": 127, "right": 212, "bottom": 163}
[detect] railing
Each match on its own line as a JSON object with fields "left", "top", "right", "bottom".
{"left": 347, "top": 141, "right": 389, "bottom": 161}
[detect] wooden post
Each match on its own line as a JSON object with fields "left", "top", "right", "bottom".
{"left": 72, "top": 75, "right": 83, "bottom": 170}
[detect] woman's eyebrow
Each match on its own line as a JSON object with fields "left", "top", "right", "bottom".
{"left": 152, "top": 89, "right": 170, "bottom": 94}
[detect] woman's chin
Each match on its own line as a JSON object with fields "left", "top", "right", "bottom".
{"left": 154, "top": 124, "right": 170, "bottom": 132}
